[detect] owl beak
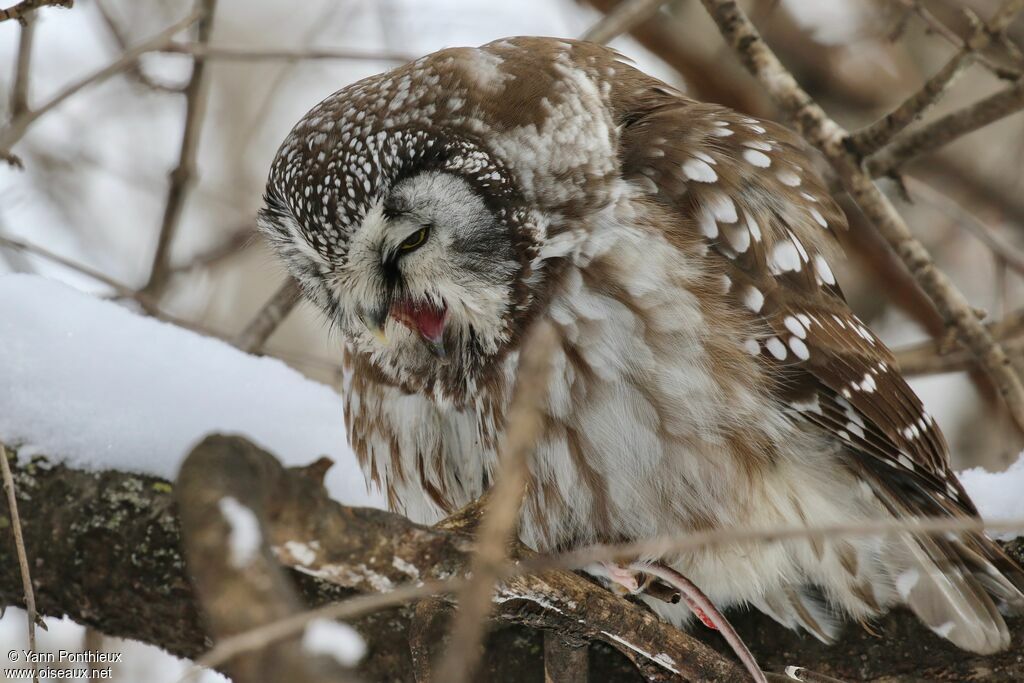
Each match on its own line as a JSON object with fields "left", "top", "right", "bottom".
{"left": 357, "top": 304, "right": 389, "bottom": 344}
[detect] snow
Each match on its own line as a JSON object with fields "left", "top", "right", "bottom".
{"left": 0, "top": 609, "right": 228, "bottom": 683}
{"left": 0, "top": 274, "right": 383, "bottom": 509}
{"left": 959, "top": 453, "right": 1024, "bottom": 541}
{"left": 302, "top": 618, "right": 366, "bottom": 667}
{"left": 219, "top": 496, "right": 263, "bottom": 568}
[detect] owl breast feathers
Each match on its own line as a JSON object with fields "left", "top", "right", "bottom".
{"left": 258, "top": 36, "right": 1024, "bottom": 654}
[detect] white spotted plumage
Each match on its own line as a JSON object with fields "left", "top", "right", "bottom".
{"left": 258, "top": 36, "right": 1024, "bottom": 655}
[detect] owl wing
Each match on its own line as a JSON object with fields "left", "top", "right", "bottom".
{"left": 615, "top": 94, "right": 1024, "bottom": 650}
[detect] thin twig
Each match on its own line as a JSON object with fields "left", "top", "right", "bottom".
{"left": 183, "top": 580, "right": 458, "bottom": 681}
{"left": 580, "top": 0, "right": 671, "bottom": 44}
{"left": 867, "top": 77, "right": 1024, "bottom": 176}
{"left": 891, "top": 0, "right": 1022, "bottom": 80}
{"left": 0, "top": 0, "right": 69, "bottom": 24}
{"left": 0, "top": 8, "right": 202, "bottom": 156}
{"left": 167, "top": 225, "right": 253, "bottom": 277}
{"left": 904, "top": 175, "right": 1024, "bottom": 277}
{"left": 141, "top": 0, "right": 218, "bottom": 298}
{"left": 93, "top": 0, "right": 185, "bottom": 93}
{"left": 856, "top": 0, "right": 1024, "bottom": 156}
{"left": 0, "top": 234, "right": 238, "bottom": 338}
{"left": 894, "top": 307, "right": 1024, "bottom": 376}
{"left": 232, "top": 277, "right": 303, "bottom": 353}
{"left": 1, "top": 444, "right": 39, "bottom": 683}
{"left": 699, "top": 0, "right": 1024, "bottom": 433}
{"left": 0, "top": 234, "right": 140, "bottom": 298}
{"left": 161, "top": 42, "right": 413, "bottom": 64}
{"left": 434, "top": 322, "right": 558, "bottom": 683}
{"left": 849, "top": 50, "right": 973, "bottom": 157}
{"left": 9, "top": 9, "right": 35, "bottom": 116}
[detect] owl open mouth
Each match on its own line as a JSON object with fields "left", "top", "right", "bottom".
{"left": 390, "top": 298, "right": 449, "bottom": 356}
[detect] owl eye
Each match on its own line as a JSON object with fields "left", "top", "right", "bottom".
{"left": 399, "top": 225, "right": 430, "bottom": 253}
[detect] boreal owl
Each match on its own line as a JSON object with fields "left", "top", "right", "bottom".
{"left": 258, "top": 37, "right": 1024, "bottom": 654}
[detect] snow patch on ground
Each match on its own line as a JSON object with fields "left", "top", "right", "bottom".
{"left": 0, "top": 274, "right": 383, "bottom": 509}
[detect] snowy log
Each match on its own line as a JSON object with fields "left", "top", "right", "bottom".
{"left": 0, "top": 437, "right": 746, "bottom": 681}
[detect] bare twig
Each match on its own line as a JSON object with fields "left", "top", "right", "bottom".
{"left": 187, "top": 581, "right": 456, "bottom": 681}
{"left": 162, "top": 42, "right": 413, "bottom": 64}
{"left": 434, "top": 323, "right": 558, "bottom": 683}
{"left": 141, "top": 0, "right": 219, "bottom": 298}
{"left": 232, "top": 277, "right": 303, "bottom": 353}
{"left": 849, "top": 49, "right": 974, "bottom": 157}
{"left": 699, "top": 0, "right": 1024, "bottom": 433}
{"left": 894, "top": 308, "right": 1024, "bottom": 375}
{"left": 1, "top": 444, "right": 39, "bottom": 683}
{"left": 868, "top": 77, "right": 1024, "bottom": 176}
{"left": 857, "top": 0, "right": 1024, "bottom": 157}
{"left": 93, "top": 0, "right": 185, "bottom": 93}
{"left": 891, "top": 0, "right": 1023, "bottom": 80}
{"left": 581, "top": 0, "right": 671, "bottom": 44}
{"left": 0, "top": 0, "right": 69, "bottom": 24}
{"left": 904, "top": 175, "right": 1024, "bottom": 277}
{"left": 0, "top": 8, "right": 202, "bottom": 157}
{"left": 9, "top": 9, "right": 35, "bottom": 116}
{"left": 167, "top": 226, "right": 253, "bottom": 277}
{"left": 0, "top": 234, "right": 140, "bottom": 299}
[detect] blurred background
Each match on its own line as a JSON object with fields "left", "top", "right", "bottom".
{"left": 2, "top": 0, "right": 1024, "bottom": 679}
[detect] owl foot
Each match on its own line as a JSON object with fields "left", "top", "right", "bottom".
{"left": 586, "top": 561, "right": 650, "bottom": 595}
{"left": 634, "top": 562, "right": 767, "bottom": 683}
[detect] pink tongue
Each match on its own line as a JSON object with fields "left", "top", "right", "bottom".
{"left": 412, "top": 306, "right": 446, "bottom": 341}
{"left": 392, "top": 301, "right": 446, "bottom": 342}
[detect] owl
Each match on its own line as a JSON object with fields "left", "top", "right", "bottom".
{"left": 258, "top": 37, "right": 1024, "bottom": 654}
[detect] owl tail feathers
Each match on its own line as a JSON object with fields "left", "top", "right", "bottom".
{"left": 753, "top": 585, "right": 840, "bottom": 644}
{"left": 887, "top": 529, "right": 1020, "bottom": 655}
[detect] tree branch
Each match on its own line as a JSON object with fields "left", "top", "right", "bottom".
{"left": 232, "top": 277, "right": 303, "bottom": 354}
{"left": 0, "top": 0, "right": 70, "bottom": 24}
{"left": 2, "top": 436, "right": 1023, "bottom": 680}
{"left": 141, "top": 0, "right": 219, "bottom": 298}
{"left": 867, "top": 77, "right": 1024, "bottom": 177}
{"left": 581, "top": 0, "right": 670, "bottom": 45}
{"left": 0, "top": 8, "right": 202, "bottom": 158}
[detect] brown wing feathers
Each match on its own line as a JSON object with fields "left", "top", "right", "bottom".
{"left": 615, "top": 87, "right": 1024, "bottom": 650}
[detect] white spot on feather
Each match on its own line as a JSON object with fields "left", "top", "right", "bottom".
{"left": 743, "top": 149, "right": 771, "bottom": 167}
{"left": 810, "top": 207, "right": 828, "bottom": 228}
{"left": 770, "top": 240, "right": 802, "bottom": 273}
{"left": 896, "top": 568, "right": 920, "bottom": 600}
{"left": 766, "top": 337, "right": 787, "bottom": 360}
{"left": 777, "top": 169, "right": 801, "bottom": 187}
{"left": 789, "top": 336, "right": 810, "bottom": 360}
{"left": 683, "top": 158, "right": 718, "bottom": 183}
{"left": 742, "top": 286, "right": 764, "bottom": 313}
{"left": 814, "top": 254, "right": 836, "bottom": 285}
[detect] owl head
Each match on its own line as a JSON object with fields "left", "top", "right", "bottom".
{"left": 258, "top": 38, "right": 633, "bottom": 394}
